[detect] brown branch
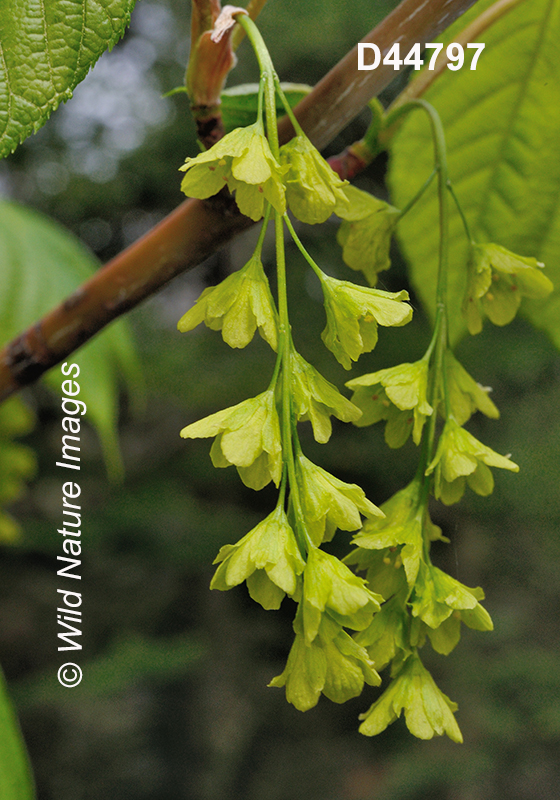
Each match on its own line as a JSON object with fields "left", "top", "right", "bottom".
{"left": 0, "top": 0, "right": 479, "bottom": 402}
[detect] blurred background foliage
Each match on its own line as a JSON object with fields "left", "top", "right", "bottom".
{"left": 0, "top": 0, "right": 559, "bottom": 798}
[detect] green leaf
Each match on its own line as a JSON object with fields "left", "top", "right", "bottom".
{"left": 0, "top": 668, "right": 35, "bottom": 799}
{"left": 0, "top": 0, "right": 137, "bottom": 158}
{"left": 388, "top": 0, "right": 560, "bottom": 346}
{"left": 220, "top": 82, "right": 311, "bottom": 132}
{"left": 0, "top": 200, "right": 140, "bottom": 477}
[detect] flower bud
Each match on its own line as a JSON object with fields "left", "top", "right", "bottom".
{"left": 211, "top": 505, "right": 305, "bottom": 609}
{"left": 280, "top": 134, "right": 349, "bottom": 224}
{"left": 289, "top": 350, "right": 361, "bottom": 443}
{"left": 269, "top": 612, "right": 379, "bottom": 711}
{"left": 296, "top": 453, "right": 383, "bottom": 546}
{"left": 301, "top": 547, "right": 382, "bottom": 644}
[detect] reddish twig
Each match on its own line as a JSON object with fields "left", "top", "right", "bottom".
{"left": 0, "top": 0, "right": 479, "bottom": 402}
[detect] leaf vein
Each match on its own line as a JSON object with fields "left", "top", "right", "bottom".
{"left": 39, "top": 0, "right": 57, "bottom": 95}
{"left": 475, "top": 0, "right": 557, "bottom": 230}
{"left": 0, "top": 41, "right": 13, "bottom": 140}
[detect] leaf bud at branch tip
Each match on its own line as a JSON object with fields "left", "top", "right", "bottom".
{"left": 186, "top": 2, "right": 247, "bottom": 148}
{"left": 211, "top": 6, "right": 248, "bottom": 43}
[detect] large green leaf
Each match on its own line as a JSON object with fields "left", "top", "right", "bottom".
{"left": 0, "top": 668, "right": 35, "bottom": 799}
{"left": 0, "top": 200, "right": 140, "bottom": 476}
{"left": 388, "top": 0, "right": 560, "bottom": 347}
{"left": 0, "top": 0, "right": 137, "bottom": 159}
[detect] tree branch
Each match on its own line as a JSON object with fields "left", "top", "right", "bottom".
{"left": 0, "top": 0, "right": 479, "bottom": 402}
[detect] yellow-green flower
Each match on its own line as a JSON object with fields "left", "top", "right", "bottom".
{"left": 289, "top": 350, "right": 361, "bottom": 442}
{"left": 179, "top": 121, "right": 286, "bottom": 220}
{"left": 348, "top": 480, "right": 430, "bottom": 588}
{"left": 269, "top": 612, "right": 380, "bottom": 711}
{"left": 426, "top": 419, "right": 519, "bottom": 505}
{"left": 210, "top": 505, "right": 305, "bottom": 609}
{"left": 301, "top": 547, "right": 383, "bottom": 644}
{"left": 180, "top": 390, "right": 282, "bottom": 490}
{"left": 444, "top": 351, "right": 499, "bottom": 425}
{"left": 296, "top": 453, "right": 383, "bottom": 546}
{"left": 354, "top": 594, "right": 410, "bottom": 671}
{"left": 280, "top": 133, "right": 349, "bottom": 224}
{"left": 464, "top": 243, "right": 553, "bottom": 334}
{"left": 177, "top": 253, "right": 278, "bottom": 350}
{"left": 346, "top": 360, "right": 432, "bottom": 447}
{"left": 319, "top": 272, "right": 412, "bottom": 369}
{"left": 410, "top": 561, "right": 493, "bottom": 656}
{"left": 359, "top": 652, "right": 463, "bottom": 742}
{"left": 336, "top": 185, "right": 400, "bottom": 286}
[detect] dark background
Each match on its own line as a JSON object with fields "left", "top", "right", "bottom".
{"left": 1, "top": 1, "right": 559, "bottom": 798}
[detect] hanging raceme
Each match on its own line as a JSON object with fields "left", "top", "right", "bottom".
{"left": 178, "top": 8, "right": 554, "bottom": 743}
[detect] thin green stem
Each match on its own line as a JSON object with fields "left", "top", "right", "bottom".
{"left": 268, "top": 348, "right": 283, "bottom": 392}
{"left": 275, "top": 210, "right": 310, "bottom": 554}
{"left": 398, "top": 168, "right": 437, "bottom": 222}
{"left": 447, "top": 181, "right": 475, "bottom": 243}
{"left": 256, "top": 74, "right": 265, "bottom": 128}
{"left": 258, "top": 203, "right": 282, "bottom": 394}
{"left": 232, "top": 0, "right": 270, "bottom": 50}
{"left": 237, "top": 12, "right": 311, "bottom": 555}
{"left": 277, "top": 466, "right": 288, "bottom": 509}
{"left": 236, "top": 14, "right": 279, "bottom": 157}
{"left": 283, "top": 214, "right": 324, "bottom": 281}
{"left": 421, "top": 312, "right": 440, "bottom": 365}
{"left": 360, "top": 98, "right": 386, "bottom": 159}
{"left": 273, "top": 76, "right": 305, "bottom": 137}
{"left": 397, "top": 101, "right": 451, "bottom": 483}
{"left": 254, "top": 202, "right": 271, "bottom": 258}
